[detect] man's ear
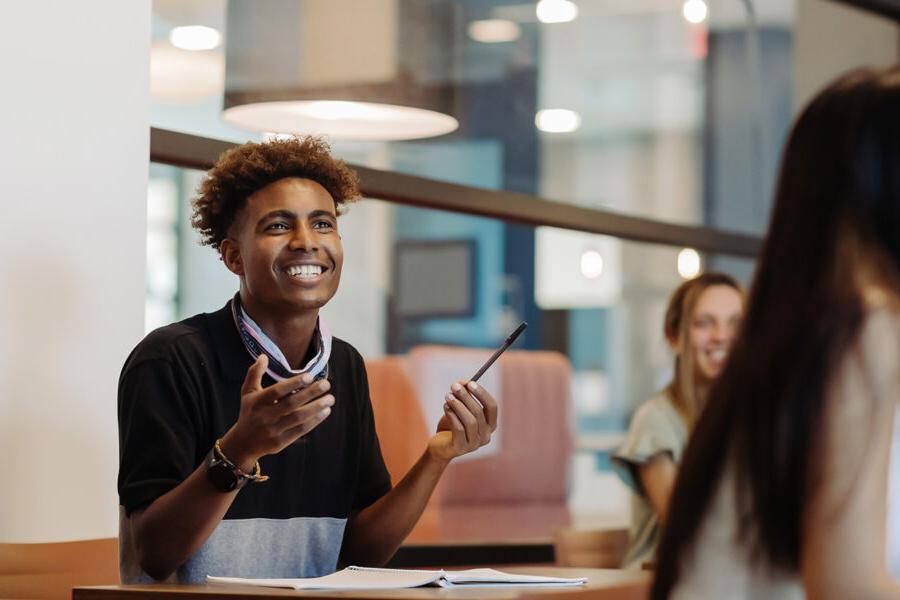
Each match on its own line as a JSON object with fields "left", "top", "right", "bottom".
{"left": 220, "top": 238, "right": 244, "bottom": 276}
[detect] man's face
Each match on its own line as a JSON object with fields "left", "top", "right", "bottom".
{"left": 221, "top": 177, "right": 343, "bottom": 315}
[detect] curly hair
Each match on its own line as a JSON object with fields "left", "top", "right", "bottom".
{"left": 191, "top": 136, "right": 360, "bottom": 252}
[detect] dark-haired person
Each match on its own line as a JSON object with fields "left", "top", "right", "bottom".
{"left": 117, "top": 137, "right": 499, "bottom": 583}
{"left": 653, "top": 66, "right": 900, "bottom": 599}
{"left": 611, "top": 273, "right": 743, "bottom": 569}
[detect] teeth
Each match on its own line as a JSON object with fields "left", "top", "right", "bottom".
{"left": 287, "top": 265, "right": 323, "bottom": 278}
{"left": 709, "top": 349, "right": 727, "bottom": 361}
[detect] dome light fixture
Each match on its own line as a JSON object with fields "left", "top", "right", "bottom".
{"left": 223, "top": 101, "right": 458, "bottom": 141}
{"left": 222, "top": 0, "right": 459, "bottom": 141}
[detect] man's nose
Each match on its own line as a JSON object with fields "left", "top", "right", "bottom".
{"left": 289, "top": 225, "right": 317, "bottom": 251}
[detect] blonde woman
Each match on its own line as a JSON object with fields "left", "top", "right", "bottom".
{"left": 612, "top": 273, "right": 744, "bottom": 569}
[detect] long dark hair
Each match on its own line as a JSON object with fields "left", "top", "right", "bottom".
{"left": 653, "top": 67, "right": 900, "bottom": 598}
{"left": 663, "top": 272, "right": 744, "bottom": 430}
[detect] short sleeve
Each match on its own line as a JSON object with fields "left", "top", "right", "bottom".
{"left": 611, "top": 398, "right": 685, "bottom": 495}
{"left": 349, "top": 352, "right": 392, "bottom": 511}
{"left": 117, "top": 358, "right": 203, "bottom": 515}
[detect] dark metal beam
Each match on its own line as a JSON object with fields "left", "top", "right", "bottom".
{"left": 830, "top": 0, "right": 900, "bottom": 20}
{"left": 150, "top": 127, "right": 763, "bottom": 258}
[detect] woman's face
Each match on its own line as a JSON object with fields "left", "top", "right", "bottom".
{"left": 683, "top": 284, "right": 744, "bottom": 384}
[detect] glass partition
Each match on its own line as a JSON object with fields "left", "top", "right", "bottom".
{"left": 149, "top": 0, "right": 810, "bottom": 234}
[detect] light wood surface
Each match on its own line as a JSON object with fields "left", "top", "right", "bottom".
{"left": 0, "top": 537, "right": 119, "bottom": 600}
{"left": 73, "top": 568, "right": 648, "bottom": 600}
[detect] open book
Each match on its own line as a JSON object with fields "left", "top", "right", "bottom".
{"left": 208, "top": 565, "right": 588, "bottom": 590}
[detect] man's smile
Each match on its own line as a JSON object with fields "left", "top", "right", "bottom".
{"left": 281, "top": 261, "right": 331, "bottom": 285}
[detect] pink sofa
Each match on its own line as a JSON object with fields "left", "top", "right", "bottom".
{"left": 366, "top": 346, "right": 574, "bottom": 541}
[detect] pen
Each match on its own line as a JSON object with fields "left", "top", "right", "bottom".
{"left": 470, "top": 321, "right": 528, "bottom": 382}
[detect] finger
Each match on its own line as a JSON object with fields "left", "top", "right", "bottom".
{"left": 446, "top": 394, "right": 478, "bottom": 446}
{"left": 280, "top": 398, "right": 334, "bottom": 441}
{"left": 276, "top": 414, "right": 326, "bottom": 449}
{"left": 240, "top": 355, "right": 268, "bottom": 396}
{"left": 278, "top": 394, "right": 335, "bottom": 426}
{"left": 259, "top": 373, "right": 326, "bottom": 406}
{"left": 443, "top": 404, "right": 466, "bottom": 445}
{"left": 451, "top": 382, "right": 488, "bottom": 432}
{"left": 466, "top": 381, "right": 498, "bottom": 432}
{"left": 272, "top": 378, "right": 331, "bottom": 410}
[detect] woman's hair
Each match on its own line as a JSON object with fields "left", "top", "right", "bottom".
{"left": 653, "top": 66, "right": 900, "bottom": 598}
{"left": 191, "top": 136, "right": 360, "bottom": 252}
{"left": 663, "top": 272, "right": 744, "bottom": 429}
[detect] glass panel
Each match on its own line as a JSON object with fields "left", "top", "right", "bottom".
{"left": 150, "top": 0, "right": 808, "bottom": 233}
{"left": 145, "top": 164, "right": 181, "bottom": 333}
{"left": 148, "top": 162, "right": 756, "bottom": 529}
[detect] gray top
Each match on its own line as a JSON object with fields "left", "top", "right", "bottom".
{"left": 611, "top": 392, "right": 687, "bottom": 569}
{"left": 119, "top": 511, "right": 347, "bottom": 584}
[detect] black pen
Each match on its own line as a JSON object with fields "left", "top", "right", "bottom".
{"left": 470, "top": 322, "right": 528, "bottom": 382}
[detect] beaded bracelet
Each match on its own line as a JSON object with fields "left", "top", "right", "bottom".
{"left": 215, "top": 438, "right": 269, "bottom": 483}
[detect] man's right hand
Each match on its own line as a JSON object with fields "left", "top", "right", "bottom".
{"left": 219, "top": 355, "right": 334, "bottom": 471}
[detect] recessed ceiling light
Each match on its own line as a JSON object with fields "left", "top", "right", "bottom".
{"left": 682, "top": 0, "right": 709, "bottom": 25}
{"left": 677, "top": 248, "right": 702, "bottom": 279}
{"left": 536, "top": 0, "right": 578, "bottom": 24}
{"left": 169, "top": 25, "right": 222, "bottom": 51}
{"left": 468, "top": 19, "right": 521, "bottom": 43}
{"left": 535, "top": 109, "right": 581, "bottom": 133}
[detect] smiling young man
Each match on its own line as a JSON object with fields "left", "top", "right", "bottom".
{"left": 117, "top": 137, "right": 498, "bottom": 583}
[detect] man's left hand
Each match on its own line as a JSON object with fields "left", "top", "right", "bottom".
{"left": 427, "top": 381, "right": 498, "bottom": 463}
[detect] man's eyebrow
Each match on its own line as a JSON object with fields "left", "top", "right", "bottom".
{"left": 257, "top": 209, "right": 297, "bottom": 224}
{"left": 308, "top": 209, "right": 337, "bottom": 220}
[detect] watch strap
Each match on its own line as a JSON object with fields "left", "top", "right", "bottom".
{"left": 206, "top": 439, "right": 268, "bottom": 492}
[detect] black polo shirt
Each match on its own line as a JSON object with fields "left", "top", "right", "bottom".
{"left": 117, "top": 301, "right": 392, "bottom": 583}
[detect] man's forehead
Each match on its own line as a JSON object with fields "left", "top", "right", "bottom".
{"left": 245, "top": 177, "right": 337, "bottom": 213}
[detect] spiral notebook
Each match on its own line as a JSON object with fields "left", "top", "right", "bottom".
{"left": 208, "top": 565, "right": 588, "bottom": 590}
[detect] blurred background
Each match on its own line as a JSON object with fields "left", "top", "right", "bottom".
{"left": 145, "top": 0, "right": 899, "bottom": 530}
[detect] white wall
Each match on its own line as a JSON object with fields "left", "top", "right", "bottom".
{"left": 0, "top": 1, "right": 150, "bottom": 541}
{"left": 794, "top": 0, "right": 899, "bottom": 112}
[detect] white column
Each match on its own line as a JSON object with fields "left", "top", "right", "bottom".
{"left": 0, "top": 0, "right": 150, "bottom": 541}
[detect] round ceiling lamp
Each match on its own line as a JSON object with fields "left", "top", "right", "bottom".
{"left": 223, "top": 101, "right": 457, "bottom": 141}
{"left": 221, "top": 0, "right": 459, "bottom": 141}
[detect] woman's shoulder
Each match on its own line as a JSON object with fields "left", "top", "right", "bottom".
{"left": 632, "top": 392, "right": 682, "bottom": 429}
{"left": 614, "top": 391, "right": 687, "bottom": 463}
{"left": 852, "top": 295, "right": 900, "bottom": 380}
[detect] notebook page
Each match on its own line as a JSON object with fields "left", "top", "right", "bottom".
{"left": 208, "top": 566, "right": 443, "bottom": 590}
{"left": 441, "top": 568, "right": 588, "bottom": 587}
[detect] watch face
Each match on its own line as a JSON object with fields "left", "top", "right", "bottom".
{"left": 207, "top": 461, "right": 239, "bottom": 492}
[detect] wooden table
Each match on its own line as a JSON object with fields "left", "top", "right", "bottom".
{"left": 72, "top": 568, "right": 649, "bottom": 600}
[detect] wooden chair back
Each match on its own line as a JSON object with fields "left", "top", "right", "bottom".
{"left": 554, "top": 528, "right": 629, "bottom": 568}
{"left": 0, "top": 538, "right": 119, "bottom": 599}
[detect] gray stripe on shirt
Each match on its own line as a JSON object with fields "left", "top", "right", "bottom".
{"left": 120, "top": 510, "right": 347, "bottom": 584}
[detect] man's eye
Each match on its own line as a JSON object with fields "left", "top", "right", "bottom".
{"left": 267, "top": 222, "right": 289, "bottom": 231}
{"left": 313, "top": 221, "right": 334, "bottom": 230}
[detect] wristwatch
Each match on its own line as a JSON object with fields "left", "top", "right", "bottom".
{"left": 206, "top": 439, "right": 267, "bottom": 492}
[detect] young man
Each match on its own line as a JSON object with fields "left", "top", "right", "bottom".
{"left": 117, "top": 137, "right": 498, "bottom": 583}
